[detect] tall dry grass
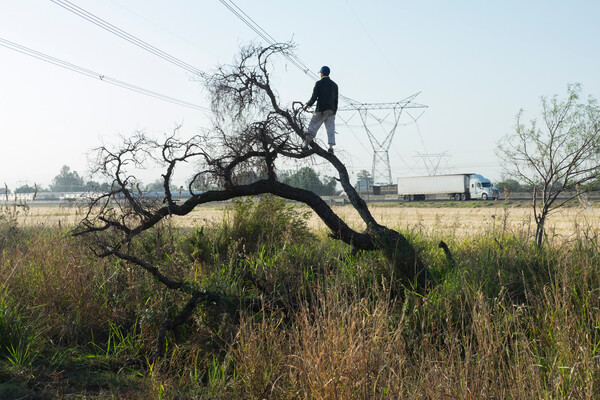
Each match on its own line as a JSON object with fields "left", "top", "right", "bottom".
{"left": 220, "top": 260, "right": 599, "bottom": 399}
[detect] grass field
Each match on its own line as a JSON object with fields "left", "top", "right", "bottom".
{"left": 17, "top": 200, "right": 600, "bottom": 240}
{"left": 1, "top": 198, "right": 599, "bottom": 398}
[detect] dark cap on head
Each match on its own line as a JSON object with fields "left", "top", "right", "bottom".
{"left": 319, "top": 66, "right": 330, "bottom": 75}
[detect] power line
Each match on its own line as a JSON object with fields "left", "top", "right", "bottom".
{"left": 108, "top": 0, "right": 220, "bottom": 58}
{"left": 219, "top": 0, "right": 360, "bottom": 103}
{"left": 218, "top": 0, "right": 425, "bottom": 119}
{"left": 337, "top": 114, "right": 373, "bottom": 154}
{"left": 390, "top": 142, "right": 419, "bottom": 174}
{"left": 50, "top": 0, "right": 204, "bottom": 77}
{"left": 219, "top": 1, "right": 277, "bottom": 46}
{"left": 219, "top": 0, "right": 316, "bottom": 78}
{"left": 0, "top": 37, "right": 210, "bottom": 112}
{"left": 55, "top": 0, "right": 313, "bottom": 98}
{"left": 343, "top": 0, "right": 402, "bottom": 78}
{"left": 218, "top": 0, "right": 430, "bottom": 184}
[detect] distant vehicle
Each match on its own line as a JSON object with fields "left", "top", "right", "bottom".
{"left": 397, "top": 173, "right": 497, "bottom": 201}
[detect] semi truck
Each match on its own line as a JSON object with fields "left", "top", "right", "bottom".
{"left": 397, "top": 173, "right": 498, "bottom": 201}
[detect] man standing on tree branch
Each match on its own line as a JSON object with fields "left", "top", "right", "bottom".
{"left": 303, "top": 66, "right": 338, "bottom": 154}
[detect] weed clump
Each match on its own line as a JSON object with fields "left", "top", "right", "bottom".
{"left": 0, "top": 203, "right": 29, "bottom": 250}
{"left": 214, "top": 195, "right": 313, "bottom": 257}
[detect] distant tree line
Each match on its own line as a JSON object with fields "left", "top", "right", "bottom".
{"left": 12, "top": 164, "right": 600, "bottom": 197}
{"left": 494, "top": 179, "right": 530, "bottom": 193}
{"left": 13, "top": 165, "right": 111, "bottom": 194}
{"left": 11, "top": 165, "right": 338, "bottom": 196}
{"left": 280, "top": 167, "right": 337, "bottom": 196}
{"left": 185, "top": 166, "right": 337, "bottom": 196}
{"left": 494, "top": 178, "right": 600, "bottom": 194}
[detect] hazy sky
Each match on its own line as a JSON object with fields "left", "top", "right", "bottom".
{"left": 1, "top": 0, "right": 598, "bottom": 190}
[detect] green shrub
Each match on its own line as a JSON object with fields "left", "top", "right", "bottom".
{"left": 213, "top": 195, "right": 313, "bottom": 257}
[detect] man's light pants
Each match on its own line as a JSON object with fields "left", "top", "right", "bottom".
{"left": 306, "top": 109, "right": 336, "bottom": 146}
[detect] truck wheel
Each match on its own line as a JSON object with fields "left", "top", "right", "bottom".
{"left": 459, "top": 193, "right": 466, "bottom": 201}
{"left": 408, "top": 194, "right": 414, "bottom": 202}
{"left": 482, "top": 193, "right": 488, "bottom": 200}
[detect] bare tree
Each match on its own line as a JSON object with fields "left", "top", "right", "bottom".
{"left": 497, "top": 84, "right": 600, "bottom": 247}
{"left": 75, "top": 43, "right": 427, "bottom": 357}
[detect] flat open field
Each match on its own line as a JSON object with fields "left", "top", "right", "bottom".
{"left": 12, "top": 201, "right": 600, "bottom": 240}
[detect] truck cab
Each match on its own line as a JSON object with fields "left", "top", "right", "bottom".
{"left": 469, "top": 174, "right": 495, "bottom": 200}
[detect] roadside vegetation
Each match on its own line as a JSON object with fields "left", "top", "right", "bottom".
{"left": 1, "top": 197, "right": 599, "bottom": 399}
{"left": 377, "top": 198, "right": 590, "bottom": 209}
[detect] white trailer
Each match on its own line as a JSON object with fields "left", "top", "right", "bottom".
{"left": 397, "top": 173, "right": 498, "bottom": 201}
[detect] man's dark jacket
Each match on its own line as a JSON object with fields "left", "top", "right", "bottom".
{"left": 306, "top": 76, "right": 338, "bottom": 112}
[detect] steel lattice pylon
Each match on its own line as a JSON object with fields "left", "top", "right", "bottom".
{"left": 338, "top": 92, "right": 428, "bottom": 185}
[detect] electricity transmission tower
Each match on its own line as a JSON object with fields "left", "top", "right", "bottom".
{"left": 338, "top": 92, "right": 427, "bottom": 185}
{"left": 414, "top": 151, "right": 450, "bottom": 175}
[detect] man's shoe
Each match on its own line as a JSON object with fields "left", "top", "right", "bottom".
{"left": 328, "top": 147, "right": 334, "bottom": 155}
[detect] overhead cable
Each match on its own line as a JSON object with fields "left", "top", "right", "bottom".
{"left": 0, "top": 37, "right": 210, "bottom": 112}
{"left": 218, "top": 0, "right": 317, "bottom": 79}
{"left": 218, "top": 0, "right": 406, "bottom": 108}
{"left": 50, "top": 0, "right": 204, "bottom": 76}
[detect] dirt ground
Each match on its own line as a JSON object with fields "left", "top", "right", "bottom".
{"left": 12, "top": 201, "right": 600, "bottom": 241}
